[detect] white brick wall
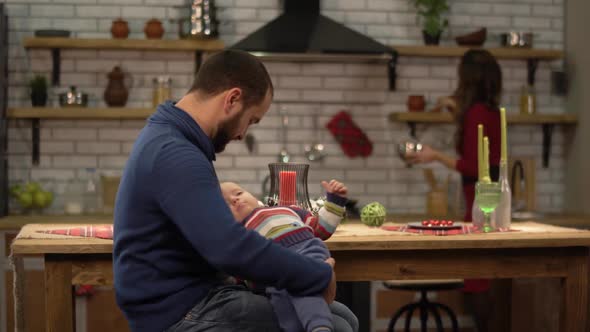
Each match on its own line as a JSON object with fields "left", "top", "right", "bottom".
{"left": 4, "top": 0, "right": 568, "bottom": 216}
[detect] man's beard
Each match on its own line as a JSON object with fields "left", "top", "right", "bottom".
{"left": 212, "top": 111, "right": 243, "bottom": 153}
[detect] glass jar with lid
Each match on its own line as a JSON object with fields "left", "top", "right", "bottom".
{"left": 152, "top": 76, "right": 172, "bottom": 107}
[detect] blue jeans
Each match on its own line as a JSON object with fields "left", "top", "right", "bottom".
{"left": 165, "top": 285, "right": 359, "bottom": 332}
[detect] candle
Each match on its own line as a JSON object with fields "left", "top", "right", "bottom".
{"left": 500, "top": 107, "right": 508, "bottom": 163}
{"left": 483, "top": 136, "right": 491, "bottom": 183}
{"left": 477, "top": 124, "right": 484, "bottom": 182}
{"left": 279, "top": 171, "right": 297, "bottom": 206}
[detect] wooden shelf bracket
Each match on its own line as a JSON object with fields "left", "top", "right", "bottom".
{"left": 32, "top": 119, "right": 40, "bottom": 165}
{"left": 388, "top": 51, "right": 398, "bottom": 91}
{"left": 195, "top": 51, "right": 203, "bottom": 76}
{"left": 527, "top": 58, "right": 539, "bottom": 86}
{"left": 51, "top": 48, "right": 60, "bottom": 85}
{"left": 542, "top": 124, "right": 554, "bottom": 168}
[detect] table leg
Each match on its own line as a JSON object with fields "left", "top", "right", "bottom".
{"left": 44, "top": 255, "right": 74, "bottom": 332}
{"left": 491, "top": 279, "right": 512, "bottom": 332}
{"left": 560, "top": 249, "right": 589, "bottom": 332}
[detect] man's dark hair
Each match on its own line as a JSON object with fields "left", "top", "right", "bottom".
{"left": 189, "top": 50, "right": 273, "bottom": 109}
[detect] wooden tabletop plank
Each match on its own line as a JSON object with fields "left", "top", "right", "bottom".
{"left": 2, "top": 214, "right": 588, "bottom": 230}
{"left": 389, "top": 112, "right": 579, "bottom": 124}
{"left": 0, "top": 215, "right": 114, "bottom": 230}
{"left": 10, "top": 222, "right": 590, "bottom": 255}
{"left": 392, "top": 45, "right": 564, "bottom": 60}
{"left": 7, "top": 107, "right": 154, "bottom": 119}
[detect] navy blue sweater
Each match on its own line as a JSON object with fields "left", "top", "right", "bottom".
{"left": 113, "top": 102, "right": 332, "bottom": 332}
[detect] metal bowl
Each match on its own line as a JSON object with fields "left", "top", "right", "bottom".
{"left": 58, "top": 86, "right": 88, "bottom": 107}
{"left": 397, "top": 140, "right": 423, "bottom": 160}
{"left": 500, "top": 32, "right": 533, "bottom": 48}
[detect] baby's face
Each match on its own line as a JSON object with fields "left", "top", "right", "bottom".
{"left": 220, "top": 182, "right": 260, "bottom": 221}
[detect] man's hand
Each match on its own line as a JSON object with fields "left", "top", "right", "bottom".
{"left": 321, "top": 180, "right": 348, "bottom": 198}
{"left": 323, "top": 257, "right": 337, "bottom": 304}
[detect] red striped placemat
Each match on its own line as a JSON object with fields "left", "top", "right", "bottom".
{"left": 34, "top": 225, "right": 113, "bottom": 239}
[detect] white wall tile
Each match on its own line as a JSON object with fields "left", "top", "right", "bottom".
{"left": 53, "top": 155, "right": 97, "bottom": 168}
{"left": 30, "top": 4, "right": 75, "bottom": 17}
{"left": 75, "top": 5, "right": 120, "bottom": 18}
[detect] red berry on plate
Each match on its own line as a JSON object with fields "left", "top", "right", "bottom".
{"left": 432, "top": 220, "right": 440, "bottom": 226}
{"left": 448, "top": 220, "right": 454, "bottom": 225}
{"left": 440, "top": 220, "right": 447, "bottom": 226}
{"left": 422, "top": 220, "right": 429, "bottom": 226}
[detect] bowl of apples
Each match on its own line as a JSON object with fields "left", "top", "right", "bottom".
{"left": 10, "top": 181, "right": 54, "bottom": 213}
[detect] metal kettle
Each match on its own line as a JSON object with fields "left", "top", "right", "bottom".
{"left": 179, "top": 0, "right": 218, "bottom": 39}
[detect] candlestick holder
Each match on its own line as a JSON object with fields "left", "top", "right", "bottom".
{"left": 266, "top": 163, "right": 313, "bottom": 212}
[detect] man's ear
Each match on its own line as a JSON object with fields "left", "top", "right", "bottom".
{"left": 224, "top": 88, "right": 243, "bottom": 115}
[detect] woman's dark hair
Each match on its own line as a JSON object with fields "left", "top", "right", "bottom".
{"left": 189, "top": 49, "right": 273, "bottom": 109}
{"left": 454, "top": 49, "right": 502, "bottom": 152}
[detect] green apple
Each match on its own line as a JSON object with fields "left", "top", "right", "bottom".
{"left": 33, "top": 191, "right": 48, "bottom": 208}
{"left": 9, "top": 184, "right": 23, "bottom": 198}
{"left": 43, "top": 191, "right": 54, "bottom": 208}
{"left": 17, "top": 192, "right": 34, "bottom": 209}
{"left": 25, "top": 182, "right": 41, "bottom": 193}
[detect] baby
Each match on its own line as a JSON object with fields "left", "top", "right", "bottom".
{"left": 220, "top": 180, "right": 354, "bottom": 332}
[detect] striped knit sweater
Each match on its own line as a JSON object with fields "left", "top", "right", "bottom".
{"left": 241, "top": 193, "right": 347, "bottom": 247}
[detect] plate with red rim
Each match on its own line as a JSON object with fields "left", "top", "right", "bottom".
{"left": 407, "top": 220, "right": 464, "bottom": 230}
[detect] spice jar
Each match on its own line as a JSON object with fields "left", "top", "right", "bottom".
{"left": 153, "top": 76, "right": 171, "bottom": 107}
{"left": 520, "top": 84, "right": 536, "bottom": 115}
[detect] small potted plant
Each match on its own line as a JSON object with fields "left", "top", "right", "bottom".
{"left": 29, "top": 74, "right": 48, "bottom": 106}
{"left": 410, "top": 0, "right": 449, "bottom": 45}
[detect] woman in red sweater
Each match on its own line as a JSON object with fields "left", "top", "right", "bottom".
{"left": 406, "top": 49, "right": 502, "bottom": 332}
{"left": 407, "top": 49, "right": 502, "bottom": 221}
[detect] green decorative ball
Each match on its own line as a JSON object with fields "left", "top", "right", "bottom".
{"left": 360, "top": 202, "right": 387, "bottom": 227}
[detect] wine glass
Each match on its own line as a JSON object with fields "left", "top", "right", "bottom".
{"left": 475, "top": 181, "right": 501, "bottom": 233}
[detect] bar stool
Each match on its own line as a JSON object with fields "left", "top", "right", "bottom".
{"left": 383, "top": 280, "right": 463, "bottom": 332}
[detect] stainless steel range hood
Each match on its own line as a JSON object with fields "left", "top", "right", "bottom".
{"left": 230, "top": 0, "right": 398, "bottom": 89}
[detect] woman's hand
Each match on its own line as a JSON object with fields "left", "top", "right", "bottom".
{"left": 434, "top": 96, "right": 458, "bottom": 114}
{"left": 405, "top": 145, "right": 439, "bottom": 164}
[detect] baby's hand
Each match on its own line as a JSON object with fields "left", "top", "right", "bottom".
{"left": 321, "top": 180, "right": 348, "bottom": 198}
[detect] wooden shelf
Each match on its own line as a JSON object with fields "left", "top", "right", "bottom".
{"left": 389, "top": 112, "right": 578, "bottom": 124}
{"left": 23, "top": 37, "right": 224, "bottom": 52}
{"left": 391, "top": 45, "right": 563, "bottom": 60}
{"left": 23, "top": 37, "right": 224, "bottom": 86}
{"left": 7, "top": 107, "right": 154, "bottom": 119}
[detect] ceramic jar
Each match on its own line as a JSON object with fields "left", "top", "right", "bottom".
{"left": 407, "top": 95, "right": 426, "bottom": 112}
{"left": 104, "top": 66, "right": 128, "bottom": 107}
{"left": 144, "top": 19, "right": 164, "bottom": 39}
{"left": 111, "top": 18, "right": 130, "bottom": 39}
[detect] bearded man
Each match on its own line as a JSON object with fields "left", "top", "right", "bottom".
{"left": 114, "top": 50, "right": 355, "bottom": 332}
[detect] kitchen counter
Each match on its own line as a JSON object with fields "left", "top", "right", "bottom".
{"left": 1, "top": 213, "right": 589, "bottom": 230}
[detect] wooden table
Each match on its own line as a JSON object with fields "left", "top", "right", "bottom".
{"left": 11, "top": 222, "right": 590, "bottom": 332}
